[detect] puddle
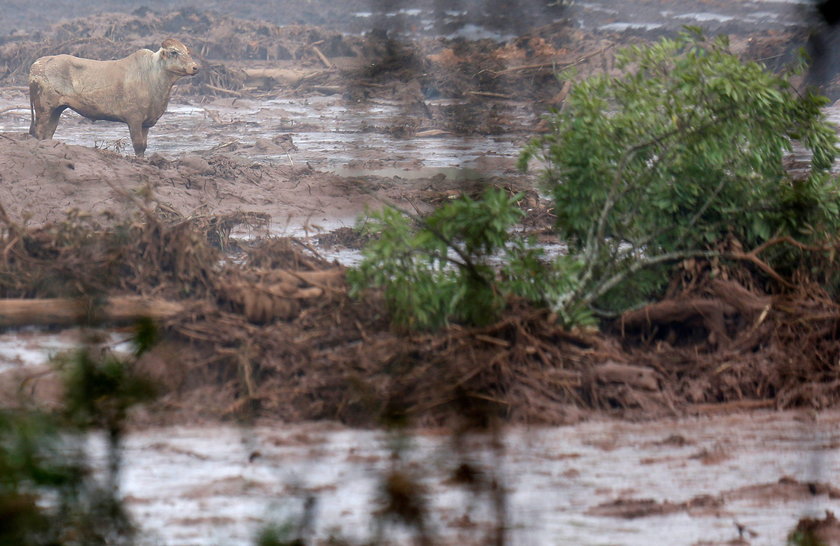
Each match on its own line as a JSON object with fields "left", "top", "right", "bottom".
{"left": 598, "top": 22, "right": 664, "bottom": 32}
{"left": 574, "top": 0, "right": 807, "bottom": 33}
{"left": 674, "top": 12, "right": 735, "bottom": 23}
{"left": 0, "top": 327, "right": 134, "bottom": 373}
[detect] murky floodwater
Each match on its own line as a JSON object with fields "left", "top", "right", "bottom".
{"left": 78, "top": 411, "right": 840, "bottom": 545}
{"left": 0, "top": 90, "right": 528, "bottom": 175}
{"left": 0, "top": 0, "right": 815, "bottom": 40}
{"left": 3, "top": 88, "right": 838, "bottom": 177}
{"left": 1, "top": 321, "right": 839, "bottom": 544}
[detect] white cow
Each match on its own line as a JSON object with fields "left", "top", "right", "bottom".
{"left": 29, "top": 38, "right": 199, "bottom": 157}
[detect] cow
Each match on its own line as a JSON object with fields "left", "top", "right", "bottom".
{"left": 28, "top": 38, "right": 199, "bottom": 157}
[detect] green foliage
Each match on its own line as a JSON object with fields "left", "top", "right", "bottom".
{"left": 0, "top": 394, "right": 139, "bottom": 546}
{"left": 0, "top": 411, "right": 83, "bottom": 546}
{"left": 255, "top": 523, "right": 303, "bottom": 546}
{"left": 349, "top": 188, "right": 561, "bottom": 329}
{"left": 520, "top": 29, "right": 840, "bottom": 314}
{"left": 0, "top": 322, "right": 160, "bottom": 545}
{"left": 788, "top": 529, "right": 827, "bottom": 546}
{"left": 352, "top": 31, "right": 840, "bottom": 328}
{"left": 60, "top": 343, "right": 157, "bottom": 433}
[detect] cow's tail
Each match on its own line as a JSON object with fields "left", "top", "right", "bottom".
{"left": 28, "top": 86, "right": 34, "bottom": 136}
{"left": 27, "top": 58, "right": 41, "bottom": 137}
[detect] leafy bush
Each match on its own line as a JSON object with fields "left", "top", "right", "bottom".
{"left": 520, "top": 29, "right": 840, "bottom": 314}
{"left": 0, "top": 323, "right": 158, "bottom": 545}
{"left": 348, "top": 188, "right": 557, "bottom": 329}
{"left": 353, "top": 30, "right": 840, "bottom": 329}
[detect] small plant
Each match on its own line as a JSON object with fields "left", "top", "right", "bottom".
{"left": 788, "top": 529, "right": 827, "bottom": 546}
{"left": 0, "top": 319, "right": 159, "bottom": 545}
{"left": 0, "top": 410, "right": 86, "bottom": 546}
{"left": 349, "top": 188, "right": 559, "bottom": 329}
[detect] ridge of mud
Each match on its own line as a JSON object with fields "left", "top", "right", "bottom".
{"left": 0, "top": 132, "right": 422, "bottom": 229}
{"left": 588, "top": 477, "right": 840, "bottom": 520}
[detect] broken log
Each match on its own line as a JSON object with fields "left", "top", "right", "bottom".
{"left": 205, "top": 84, "right": 243, "bottom": 96}
{"left": 466, "top": 90, "right": 514, "bottom": 99}
{"left": 0, "top": 296, "right": 186, "bottom": 327}
{"left": 0, "top": 106, "right": 29, "bottom": 116}
{"left": 620, "top": 298, "right": 736, "bottom": 345}
{"left": 593, "top": 361, "right": 659, "bottom": 391}
{"left": 312, "top": 45, "right": 333, "bottom": 69}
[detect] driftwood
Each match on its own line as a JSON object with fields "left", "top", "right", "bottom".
{"left": 708, "top": 278, "right": 772, "bottom": 318}
{"left": 618, "top": 279, "right": 775, "bottom": 349}
{"left": 0, "top": 269, "right": 342, "bottom": 326}
{"left": 311, "top": 45, "right": 333, "bottom": 69}
{"left": 594, "top": 361, "right": 659, "bottom": 391}
{"left": 686, "top": 399, "right": 776, "bottom": 413}
{"left": 0, "top": 296, "right": 187, "bottom": 326}
{"left": 620, "top": 298, "right": 736, "bottom": 344}
{"left": 204, "top": 84, "right": 243, "bottom": 96}
{"left": 0, "top": 106, "right": 30, "bottom": 116}
{"left": 466, "top": 90, "right": 513, "bottom": 100}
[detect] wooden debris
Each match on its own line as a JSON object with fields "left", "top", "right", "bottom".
{"left": 204, "top": 84, "right": 242, "bottom": 96}
{"left": 312, "top": 45, "right": 333, "bottom": 69}
{"left": 0, "top": 296, "right": 186, "bottom": 326}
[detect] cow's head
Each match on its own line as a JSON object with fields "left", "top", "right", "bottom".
{"left": 159, "top": 38, "right": 199, "bottom": 77}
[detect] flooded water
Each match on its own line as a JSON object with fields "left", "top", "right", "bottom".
{"left": 84, "top": 411, "right": 840, "bottom": 545}
{"left": 0, "top": 90, "right": 528, "bottom": 175}
{"left": 5, "top": 90, "right": 837, "bottom": 182}
{"left": 574, "top": 0, "right": 808, "bottom": 34}
{"left": 0, "top": 327, "right": 132, "bottom": 373}
{"left": 0, "top": 320, "right": 838, "bottom": 544}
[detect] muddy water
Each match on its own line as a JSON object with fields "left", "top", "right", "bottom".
{"left": 0, "top": 89, "right": 531, "bottom": 254}
{"left": 2, "top": 320, "right": 839, "bottom": 544}
{"left": 0, "top": 90, "right": 528, "bottom": 174}
{"left": 0, "top": 322, "right": 836, "bottom": 543}
{"left": 82, "top": 411, "right": 840, "bottom": 545}
{"left": 3, "top": 89, "right": 836, "bottom": 178}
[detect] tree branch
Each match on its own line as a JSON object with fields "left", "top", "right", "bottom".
{"left": 579, "top": 244, "right": 798, "bottom": 309}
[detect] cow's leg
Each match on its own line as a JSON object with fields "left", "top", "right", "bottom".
{"left": 29, "top": 82, "right": 44, "bottom": 138}
{"left": 29, "top": 99, "right": 63, "bottom": 140}
{"left": 128, "top": 123, "right": 149, "bottom": 157}
{"left": 29, "top": 81, "right": 63, "bottom": 140}
{"left": 30, "top": 108, "right": 63, "bottom": 140}
{"left": 36, "top": 108, "right": 63, "bottom": 140}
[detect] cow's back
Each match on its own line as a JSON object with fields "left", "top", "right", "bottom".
{"left": 32, "top": 54, "right": 131, "bottom": 98}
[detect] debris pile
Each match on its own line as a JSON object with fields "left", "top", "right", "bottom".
{"left": 0, "top": 198, "right": 839, "bottom": 425}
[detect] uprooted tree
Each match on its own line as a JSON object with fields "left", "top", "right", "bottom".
{"left": 352, "top": 29, "right": 840, "bottom": 329}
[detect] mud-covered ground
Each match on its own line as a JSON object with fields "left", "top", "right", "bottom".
{"left": 0, "top": 0, "right": 820, "bottom": 38}
{"left": 0, "top": 90, "right": 530, "bottom": 234}
{"left": 2, "top": 3, "right": 840, "bottom": 545}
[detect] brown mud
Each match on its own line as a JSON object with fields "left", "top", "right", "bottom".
{"left": 0, "top": 5, "right": 838, "bottom": 431}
